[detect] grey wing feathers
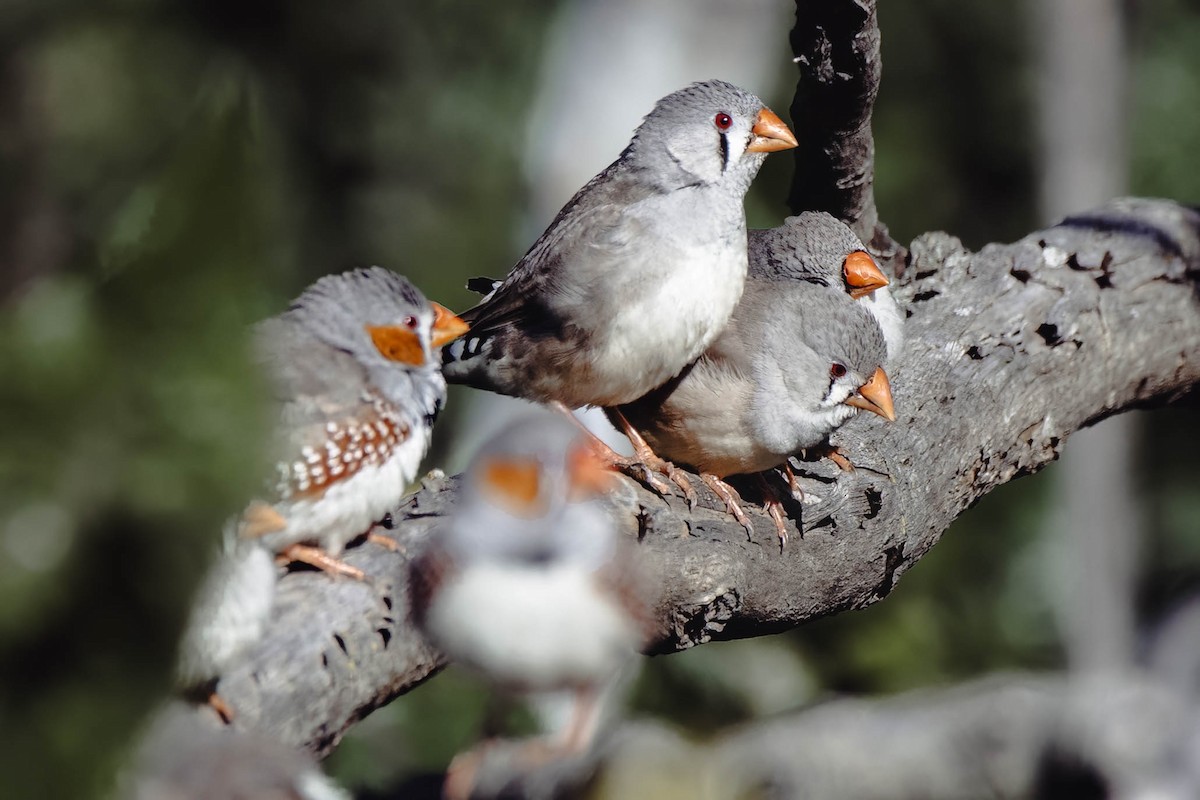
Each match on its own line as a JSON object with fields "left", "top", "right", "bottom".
{"left": 450, "top": 159, "right": 654, "bottom": 353}
{"left": 254, "top": 319, "right": 389, "bottom": 491}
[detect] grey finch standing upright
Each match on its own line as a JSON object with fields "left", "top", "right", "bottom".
{"left": 175, "top": 267, "right": 468, "bottom": 723}
{"left": 442, "top": 80, "right": 796, "bottom": 483}
{"left": 618, "top": 281, "right": 895, "bottom": 546}
{"left": 243, "top": 267, "right": 468, "bottom": 577}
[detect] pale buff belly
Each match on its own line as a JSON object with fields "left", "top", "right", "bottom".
{"left": 561, "top": 247, "right": 746, "bottom": 408}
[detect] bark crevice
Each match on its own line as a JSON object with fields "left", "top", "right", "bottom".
{"left": 192, "top": 198, "right": 1200, "bottom": 758}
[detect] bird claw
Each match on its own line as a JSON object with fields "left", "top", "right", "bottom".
{"left": 367, "top": 531, "right": 403, "bottom": 554}
{"left": 630, "top": 452, "right": 697, "bottom": 508}
{"left": 547, "top": 402, "right": 697, "bottom": 505}
{"left": 814, "top": 444, "right": 856, "bottom": 472}
{"left": 278, "top": 544, "right": 366, "bottom": 581}
{"left": 663, "top": 463, "right": 699, "bottom": 509}
{"left": 607, "top": 456, "right": 674, "bottom": 498}
{"left": 701, "top": 473, "right": 754, "bottom": 539}
{"left": 607, "top": 407, "right": 697, "bottom": 507}
{"left": 765, "top": 500, "right": 788, "bottom": 550}
{"left": 758, "top": 473, "right": 792, "bottom": 550}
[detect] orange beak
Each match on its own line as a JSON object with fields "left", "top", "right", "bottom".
{"left": 746, "top": 107, "right": 798, "bottom": 153}
{"left": 430, "top": 303, "right": 470, "bottom": 348}
{"left": 843, "top": 250, "right": 890, "bottom": 299}
{"left": 479, "top": 456, "right": 545, "bottom": 518}
{"left": 844, "top": 367, "right": 896, "bottom": 422}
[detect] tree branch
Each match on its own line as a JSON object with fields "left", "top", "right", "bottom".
{"left": 627, "top": 671, "right": 1199, "bottom": 799}
{"left": 197, "top": 196, "right": 1200, "bottom": 758}
{"left": 788, "top": 0, "right": 899, "bottom": 262}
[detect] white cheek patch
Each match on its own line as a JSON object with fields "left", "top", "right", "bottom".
{"left": 824, "top": 382, "right": 854, "bottom": 408}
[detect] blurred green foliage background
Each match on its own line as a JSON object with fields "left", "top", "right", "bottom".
{"left": 0, "top": 1, "right": 1197, "bottom": 797}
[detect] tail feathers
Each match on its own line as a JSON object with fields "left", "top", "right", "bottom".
{"left": 441, "top": 332, "right": 493, "bottom": 375}
{"left": 441, "top": 276, "right": 500, "bottom": 372}
{"left": 465, "top": 276, "right": 503, "bottom": 300}
{"left": 443, "top": 337, "right": 468, "bottom": 365}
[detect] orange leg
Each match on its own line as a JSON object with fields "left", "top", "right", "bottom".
{"left": 549, "top": 402, "right": 695, "bottom": 504}
{"left": 207, "top": 690, "right": 235, "bottom": 724}
{"left": 278, "top": 544, "right": 366, "bottom": 581}
{"left": 367, "top": 532, "right": 402, "bottom": 553}
{"left": 554, "top": 686, "right": 602, "bottom": 755}
{"left": 442, "top": 687, "right": 603, "bottom": 800}
{"left": 809, "top": 443, "right": 856, "bottom": 472}
{"left": 607, "top": 408, "right": 698, "bottom": 507}
{"left": 443, "top": 744, "right": 488, "bottom": 800}
{"left": 757, "top": 473, "right": 792, "bottom": 550}
{"left": 700, "top": 473, "right": 754, "bottom": 539}
{"left": 783, "top": 463, "right": 805, "bottom": 503}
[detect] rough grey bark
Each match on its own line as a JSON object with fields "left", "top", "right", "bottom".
{"left": 788, "top": 0, "right": 900, "bottom": 263}
{"left": 200, "top": 196, "right": 1200, "bottom": 759}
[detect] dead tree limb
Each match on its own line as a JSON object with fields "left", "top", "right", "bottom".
{"left": 200, "top": 196, "right": 1200, "bottom": 758}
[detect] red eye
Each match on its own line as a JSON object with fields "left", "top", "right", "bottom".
{"left": 403, "top": 315, "right": 418, "bottom": 329}
{"left": 714, "top": 112, "right": 733, "bottom": 131}
{"left": 830, "top": 362, "right": 848, "bottom": 379}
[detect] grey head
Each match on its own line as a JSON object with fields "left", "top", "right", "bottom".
{"left": 749, "top": 211, "right": 872, "bottom": 287}
{"left": 447, "top": 412, "right": 616, "bottom": 571}
{"left": 623, "top": 79, "right": 797, "bottom": 195}
{"left": 744, "top": 282, "right": 895, "bottom": 455}
{"left": 279, "top": 267, "right": 466, "bottom": 408}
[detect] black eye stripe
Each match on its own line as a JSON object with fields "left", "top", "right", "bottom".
{"left": 718, "top": 131, "right": 729, "bottom": 171}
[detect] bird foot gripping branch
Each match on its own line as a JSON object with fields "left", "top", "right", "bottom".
{"left": 614, "top": 210, "right": 901, "bottom": 547}
{"left": 173, "top": 268, "right": 469, "bottom": 726}
{"left": 604, "top": 407, "right": 699, "bottom": 507}
{"left": 700, "top": 473, "right": 756, "bottom": 539}
{"left": 164, "top": 73, "right": 914, "bottom": 797}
